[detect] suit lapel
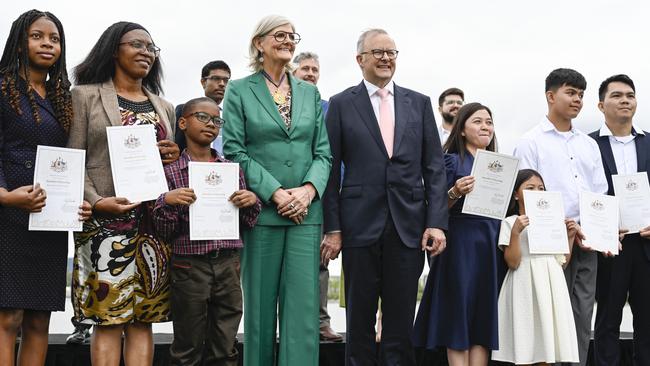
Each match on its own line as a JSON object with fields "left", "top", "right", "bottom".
{"left": 248, "top": 72, "right": 290, "bottom": 137}
{"left": 288, "top": 75, "right": 306, "bottom": 137}
{"left": 351, "top": 82, "right": 388, "bottom": 157}
{"left": 392, "top": 85, "right": 409, "bottom": 155}
{"left": 100, "top": 80, "right": 123, "bottom": 126}
{"left": 596, "top": 135, "right": 618, "bottom": 176}
{"left": 33, "top": 94, "right": 56, "bottom": 120}
{"left": 634, "top": 133, "right": 647, "bottom": 173}
{"left": 143, "top": 88, "right": 172, "bottom": 139}
{"left": 16, "top": 78, "right": 56, "bottom": 120}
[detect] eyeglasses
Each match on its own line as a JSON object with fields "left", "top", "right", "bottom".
{"left": 184, "top": 112, "right": 225, "bottom": 127}
{"left": 119, "top": 40, "right": 161, "bottom": 57}
{"left": 201, "top": 75, "right": 230, "bottom": 83}
{"left": 266, "top": 31, "right": 301, "bottom": 44}
{"left": 444, "top": 100, "right": 464, "bottom": 106}
{"left": 360, "top": 49, "right": 399, "bottom": 60}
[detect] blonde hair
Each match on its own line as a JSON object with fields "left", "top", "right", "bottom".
{"left": 248, "top": 15, "right": 295, "bottom": 73}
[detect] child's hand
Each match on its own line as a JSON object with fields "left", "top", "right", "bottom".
{"left": 164, "top": 188, "right": 196, "bottom": 206}
{"left": 229, "top": 190, "right": 257, "bottom": 208}
{"left": 565, "top": 219, "right": 589, "bottom": 250}
{"left": 512, "top": 215, "right": 529, "bottom": 234}
{"left": 566, "top": 219, "right": 579, "bottom": 241}
{"left": 566, "top": 219, "right": 578, "bottom": 237}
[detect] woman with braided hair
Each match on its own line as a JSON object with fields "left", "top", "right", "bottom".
{"left": 0, "top": 9, "right": 92, "bottom": 365}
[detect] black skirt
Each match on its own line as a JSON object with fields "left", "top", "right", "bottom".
{"left": 0, "top": 218, "right": 68, "bottom": 311}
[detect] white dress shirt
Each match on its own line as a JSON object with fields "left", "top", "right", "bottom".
{"left": 598, "top": 123, "right": 645, "bottom": 175}
{"left": 363, "top": 79, "right": 395, "bottom": 123}
{"left": 438, "top": 124, "right": 451, "bottom": 146}
{"left": 513, "top": 117, "right": 608, "bottom": 220}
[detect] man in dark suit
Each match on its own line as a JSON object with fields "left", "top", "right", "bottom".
{"left": 320, "top": 29, "right": 448, "bottom": 366}
{"left": 590, "top": 74, "right": 650, "bottom": 366}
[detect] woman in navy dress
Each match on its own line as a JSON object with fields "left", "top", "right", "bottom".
{"left": 413, "top": 102, "right": 500, "bottom": 366}
{"left": 0, "top": 10, "right": 91, "bottom": 365}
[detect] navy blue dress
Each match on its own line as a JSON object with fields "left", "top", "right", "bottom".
{"left": 413, "top": 152, "right": 500, "bottom": 350}
{"left": 0, "top": 78, "right": 68, "bottom": 311}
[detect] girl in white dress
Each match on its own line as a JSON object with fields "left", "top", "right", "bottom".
{"left": 492, "top": 169, "right": 580, "bottom": 365}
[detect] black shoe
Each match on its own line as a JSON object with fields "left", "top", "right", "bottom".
{"left": 66, "top": 325, "right": 91, "bottom": 345}
{"left": 319, "top": 325, "right": 343, "bottom": 342}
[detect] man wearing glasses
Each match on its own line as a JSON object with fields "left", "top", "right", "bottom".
{"left": 321, "top": 29, "right": 448, "bottom": 365}
{"left": 437, "top": 87, "right": 464, "bottom": 146}
{"left": 175, "top": 60, "right": 231, "bottom": 153}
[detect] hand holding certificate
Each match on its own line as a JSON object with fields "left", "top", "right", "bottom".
{"left": 524, "top": 190, "right": 570, "bottom": 254}
{"left": 106, "top": 124, "right": 168, "bottom": 202}
{"left": 579, "top": 191, "right": 619, "bottom": 254}
{"left": 462, "top": 150, "right": 519, "bottom": 219}
{"left": 29, "top": 145, "right": 85, "bottom": 231}
{"left": 612, "top": 172, "right": 650, "bottom": 234}
{"left": 188, "top": 162, "right": 239, "bottom": 240}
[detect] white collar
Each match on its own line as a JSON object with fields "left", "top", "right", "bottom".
{"left": 363, "top": 79, "right": 394, "bottom": 97}
{"left": 598, "top": 123, "right": 645, "bottom": 137}
{"left": 541, "top": 116, "right": 577, "bottom": 134}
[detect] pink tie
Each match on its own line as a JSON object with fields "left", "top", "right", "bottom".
{"left": 376, "top": 88, "right": 394, "bottom": 157}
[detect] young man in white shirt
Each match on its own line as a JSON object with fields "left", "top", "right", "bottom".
{"left": 590, "top": 74, "right": 650, "bottom": 366}
{"left": 513, "top": 68, "right": 608, "bottom": 366}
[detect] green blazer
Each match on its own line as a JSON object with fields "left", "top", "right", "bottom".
{"left": 222, "top": 72, "right": 332, "bottom": 226}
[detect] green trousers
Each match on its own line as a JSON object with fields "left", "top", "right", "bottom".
{"left": 242, "top": 224, "right": 320, "bottom": 366}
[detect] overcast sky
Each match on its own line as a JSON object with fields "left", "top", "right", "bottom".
{"left": 3, "top": 0, "right": 650, "bottom": 154}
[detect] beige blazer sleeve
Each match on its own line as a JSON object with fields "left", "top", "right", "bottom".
{"left": 67, "top": 80, "right": 176, "bottom": 206}
{"left": 68, "top": 84, "right": 106, "bottom": 206}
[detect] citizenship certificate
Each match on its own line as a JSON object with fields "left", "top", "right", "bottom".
{"left": 106, "top": 124, "right": 168, "bottom": 202}
{"left": 462, "top": 150, "right": 519, "bottom": 219}
{"left": 612, "top": 172, "right": 650, "bottom": 234}
{"left": 29, "top": 145, "right": 85, "bottom": 231}
{"left": 579, "top": 191, "right": 620, "bottom": 254}
{"left": 524, "top": 190, "right": 570, "bottom": 254}
{"left": 188, "top": 162, "right": 239, "bottom": 240}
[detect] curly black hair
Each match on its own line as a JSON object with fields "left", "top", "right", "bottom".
{"left": 0, "top": 9, "right": 72, "bottom": 133}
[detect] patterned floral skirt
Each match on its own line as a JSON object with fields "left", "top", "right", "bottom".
{"left": 72, "top": 202, "right": 171, "bottom": 325}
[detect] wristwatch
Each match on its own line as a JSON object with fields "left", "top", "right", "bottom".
{"left": 448, "top": 188, "right": 461, "bottom": 200}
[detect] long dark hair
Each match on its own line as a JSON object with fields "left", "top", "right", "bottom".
{"left": 443, "top": 102, "right": 497, "bottom": 161}
{"left": 73, "top": 21, "right": 163, "bottom": 95}
{"left": 0, "top": 9, "right": 72, "bottom": 132}
{"left": 506, "top": 169, "right": 546, "bottom": 216}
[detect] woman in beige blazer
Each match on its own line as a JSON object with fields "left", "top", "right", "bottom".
{"left": 67, "top": 22, "right": 178, "bottom": 366}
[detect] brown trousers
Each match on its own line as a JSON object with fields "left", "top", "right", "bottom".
{"left": 169, "top": 249, "right": 242, "bottom": 366}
